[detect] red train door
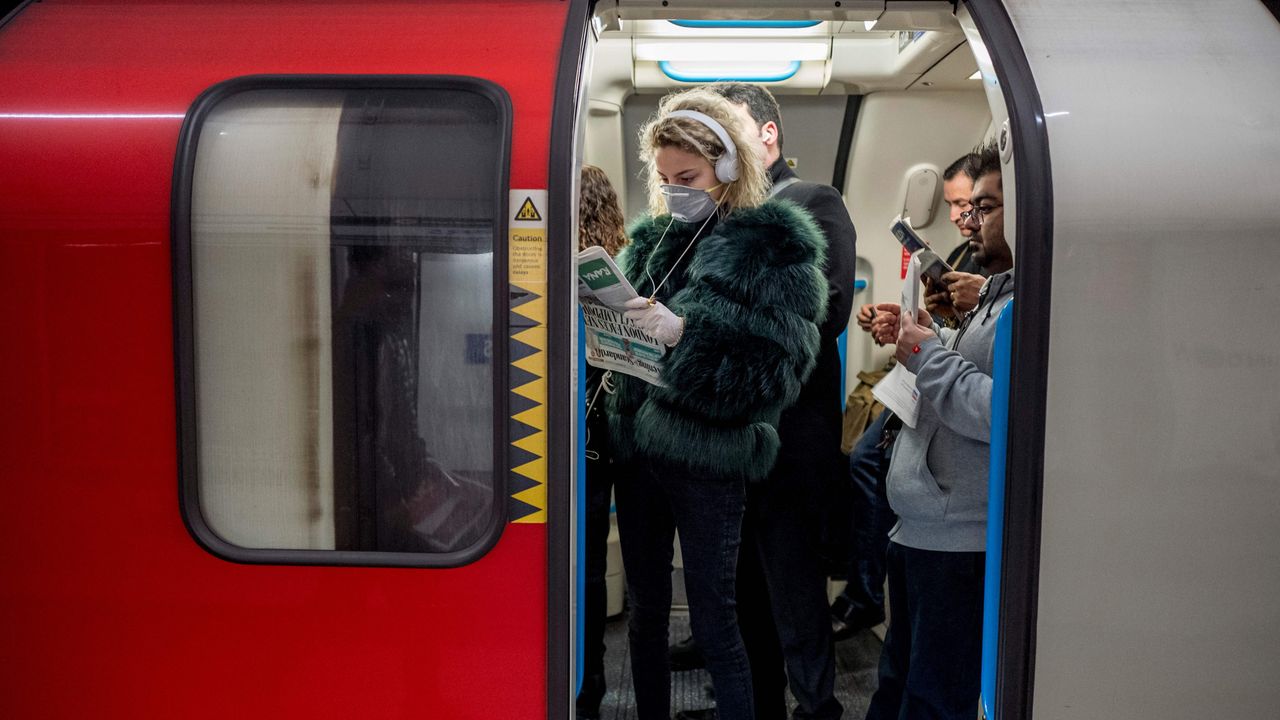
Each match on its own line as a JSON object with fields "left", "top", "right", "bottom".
{"left": 0, "top": 1, "right": 584, "bottom": 717}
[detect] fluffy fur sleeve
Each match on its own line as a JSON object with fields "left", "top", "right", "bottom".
{"left": 650, "top": 200, "right": 828, "bottom": 421}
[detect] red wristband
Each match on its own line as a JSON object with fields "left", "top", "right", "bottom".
{"left": 912, "top": 344, "right": 921, "bottom": 354}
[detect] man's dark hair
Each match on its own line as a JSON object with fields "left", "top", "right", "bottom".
{"left": 973, "top": 139, "right": 1001, "bottom": 189}
{"left": 943, "top": 152, "right": 982, "bottom": 182}
{"left": 711, "top": 82, "right": 784, "bottom": 149}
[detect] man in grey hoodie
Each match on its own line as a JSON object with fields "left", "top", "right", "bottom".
{"left": 863, "top": 142, "right": 1014, "bottom": 720}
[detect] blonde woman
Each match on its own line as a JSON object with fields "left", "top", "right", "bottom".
{"left": 608, "top": 88, "right": 828, "bottom": 720}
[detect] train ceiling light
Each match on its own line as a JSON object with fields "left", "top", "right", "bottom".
{"left": 633, "top": 39, "right": 830, "bottom": 63}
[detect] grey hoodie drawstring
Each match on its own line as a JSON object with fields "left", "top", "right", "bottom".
{"left": 983, "top": 274, "right": 1011, "bottom": 322}
{"left": 953, "top": 273, "right": 1010, "bottom": 348}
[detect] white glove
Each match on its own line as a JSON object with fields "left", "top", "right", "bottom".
{"left": 623, "top": 296, "right": 685, "bottom": 346}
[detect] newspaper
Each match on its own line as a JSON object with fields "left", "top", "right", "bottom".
{"left": 577, "top": 245, "right": 666, "bottom": 386}
{"left": 872, "top": 363, "right": 920, "bottom": 428}
{"left": 901, "top": 249, "right": 922, "bottom": 322}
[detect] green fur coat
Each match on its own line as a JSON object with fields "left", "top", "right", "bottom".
{"left": 607, "top": 200, "right": 828, "bottom": 482}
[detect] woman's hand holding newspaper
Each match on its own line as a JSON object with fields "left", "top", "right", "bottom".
{"left": 623, "top": 296, "right": 685, "bottom": 347}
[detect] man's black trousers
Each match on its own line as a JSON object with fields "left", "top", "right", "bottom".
{"left": 736, "top": 463, "right": 844, "bottom": 720}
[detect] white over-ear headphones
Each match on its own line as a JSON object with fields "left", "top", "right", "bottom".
{"left": 667, "top": 109, "right": 740, "bottom": 183}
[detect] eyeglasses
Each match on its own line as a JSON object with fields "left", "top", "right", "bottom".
{"left": 960, "top": 203, "right": 1002, "bottom": 226}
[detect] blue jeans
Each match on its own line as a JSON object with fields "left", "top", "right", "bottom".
{"left": 864, "top": 543, "right": 985, "bottom": 720}
{"left": 615, "top": 459, "right": 754, "bottom": 720}
{"left": 833, "top": 409, "right": 896, "bottom": 623}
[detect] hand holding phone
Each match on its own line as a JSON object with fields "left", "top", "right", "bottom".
{"left": 916, "top": 248, "right": 953, "bottom": 285}
{"left": 941, "top": 271, "right": 985, "bottom": 313}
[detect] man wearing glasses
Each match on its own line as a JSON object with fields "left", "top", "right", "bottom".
{"left": 863, "top": 141, "right": 1013, "bottom": 720}
{"left": 925, "top": 154, "right": 990, "bottom": 326}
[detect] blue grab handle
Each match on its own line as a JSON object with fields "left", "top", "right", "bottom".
{"left": 576, "top": 311, "right": 587, "bottom": 697}
{"left": 837, "top": 280, "right": 867, "bottom": 410}
{"left": 837, "top": 329, "right": 847, "bottom": 411}
{"left": 981, "top": 300, "right": 1014, "bottom": 719}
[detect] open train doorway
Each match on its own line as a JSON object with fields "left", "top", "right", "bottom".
{"left": 555, "top": 2, "right": 1051, "bottom": 719}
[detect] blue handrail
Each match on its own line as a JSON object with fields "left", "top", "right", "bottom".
{"left": 980, "top": 300, "right": 1014, "bottom": 719}
{"left": 836, "top": 279, "right": 868, "bottom": 409}
{"left": 575, "top": 310, "right": 587, "bottom": 697}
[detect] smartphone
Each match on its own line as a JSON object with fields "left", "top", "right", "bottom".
{"left": 916, "top": 248, "right": 954, "bottom": 285}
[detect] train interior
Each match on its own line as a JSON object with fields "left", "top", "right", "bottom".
{"left": 574, "top": 4, "right": 1015, "bottom": 717}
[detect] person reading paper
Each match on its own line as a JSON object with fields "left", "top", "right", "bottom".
{"left": 605, "top": 88, "right": 828, "bottom": 720}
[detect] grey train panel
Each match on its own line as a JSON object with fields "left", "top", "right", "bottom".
{"left": 1010, "top": 1, "right": 1280, "bottom": 717}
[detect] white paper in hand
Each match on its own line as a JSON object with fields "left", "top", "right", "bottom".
{"left": 901, "top": 250, "right": 922, "bottom": 322}
{"left": 872, "top": 363, "right": 921, "bottom": 428}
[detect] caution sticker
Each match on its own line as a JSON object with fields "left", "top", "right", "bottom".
{"left": 509, "top": 189, "right": 547, "bottom": 283}
{"left": 514, "top": 196, "right": 543, "bottom": 222}
{"left": 507, "top": 189, "right": 549, "bottom": 523}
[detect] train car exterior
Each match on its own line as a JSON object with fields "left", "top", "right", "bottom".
{"left": 0, "top": 1, "right": 574, "bottom": 717}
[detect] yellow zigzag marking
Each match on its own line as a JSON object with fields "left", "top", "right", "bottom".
{"left": 512, "top": 454, "right": 547, "bottom": 523}
{"left": 513, "top": 353, "right": 546, "bottom": 379}
{"left": 512, "top": 506, "right": 546, "bottom": 524}
{"left": 512, "top": 456, "right": 545, "bottom": 483}
{"left": 509, "top": 281, "right": 547, "bottom": 522}
{"left": 513, "top": 376, "right": 546, "bottom": 405}
{"left": 513, "top": 403, "right": 547, "bottom": 431}
{"left": 512, "top": 294, "right": 547, "bottom": 326}
{"left": 513, "top": 429, "right": 545, "bottom": 456}
{"left": 513, "top": 325, "right": 546, "bottom": 350}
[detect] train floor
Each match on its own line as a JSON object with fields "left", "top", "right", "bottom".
{"left": 593, "top": 609, "right": 883, "bottom": 719}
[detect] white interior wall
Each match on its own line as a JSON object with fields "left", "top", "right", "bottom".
{"left": 842, "top": 89, "right": 990, "bottom": 379}
{"left": 584, "top": 100, "right": 629, "bottom": 217}
{"left": 584, "top": 36, "right": 634, "bottom": 212}
{"left": 622, "top": 95, "right": 659, "bottom": 220}
{"left": 772, "top": 95, "right": 849, "bottom": 185}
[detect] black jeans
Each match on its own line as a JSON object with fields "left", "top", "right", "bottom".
{"left": 578, "top": 369, "right": 617, "bottom": 718}
{"left": 737, "top": 467, "right": 844, "bottom": 720}
{"left": 576, "top": 451, "right": 616, "bottom": 718}
{"left": 864, "top": 543, "right": 984, "bottom": 720}
{"left": 615, "top": 459, "right": 754, "bottom": 720}
{"left": 833, "top": 409, "right": 896, "bottom": 623}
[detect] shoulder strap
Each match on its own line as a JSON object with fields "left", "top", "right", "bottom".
{"left": 767, "top": 176, "right": 801, "bottom": 198}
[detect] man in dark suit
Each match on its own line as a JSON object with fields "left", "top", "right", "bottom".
{"left": 671, "top": 82, "right": 856, "bottom": 720}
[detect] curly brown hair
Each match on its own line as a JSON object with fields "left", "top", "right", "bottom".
{"left": 579, "top": 165, "right": 628, "bottom": 254}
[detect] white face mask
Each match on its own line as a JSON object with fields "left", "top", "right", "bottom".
{"left": 660, "top": 183, "right": 723, "bottom": 223}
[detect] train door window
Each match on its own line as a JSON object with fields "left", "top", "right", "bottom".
{"left": 173, "top": 78, "right": 511, "bottom": 565}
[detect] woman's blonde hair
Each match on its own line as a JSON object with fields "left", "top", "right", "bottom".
{"left": 638, "top": 87, "right": 769, "bottom": 217}
{"left": 578, "top": 164, "right": 628, "bottom": 254}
